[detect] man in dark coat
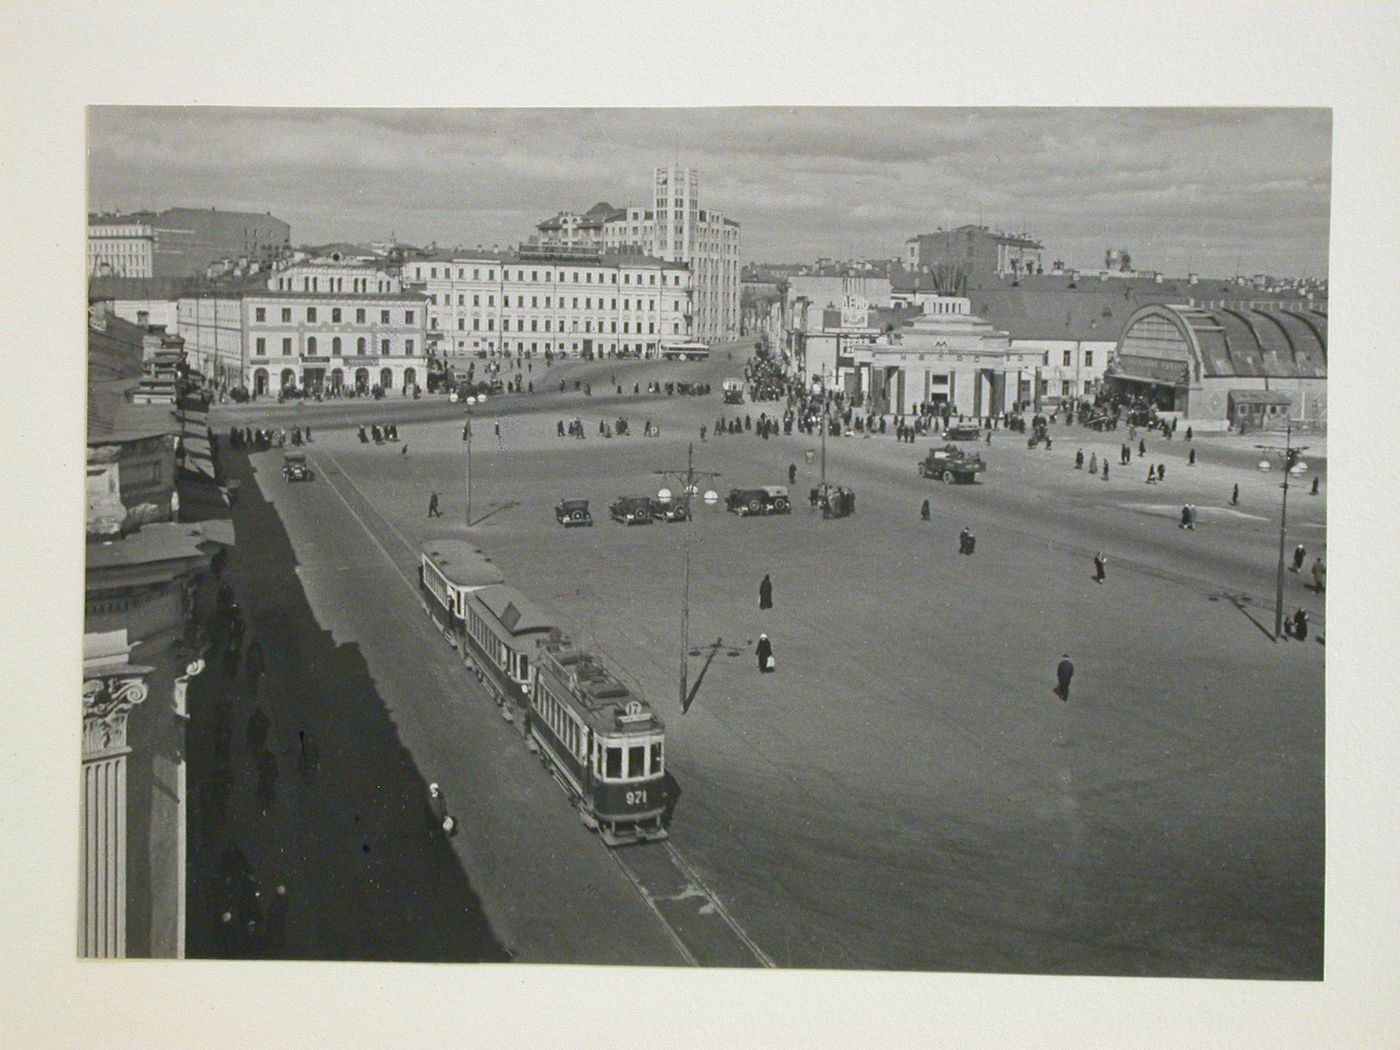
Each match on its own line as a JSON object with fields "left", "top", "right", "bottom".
{"left": 788, "top": 463, "right": 797, "bottom": 485}
{"left": 759, "top": 574, "right": 773, "bottom": 610}
{"left": 756, "top": 634, "right": 773, "bottom": 673}
{"left": 1093, "top": 552, "right": 1106, "bottom": 584}
{"left": 1231, "top": 483, "right": 1239, "bottom": 506}
{"left": 1056, "top": 655, "right": 1074, "bottom": 701}
{"left": 920, "top": 498, "right": 931, "bottom": 522}
{"left": 1291, "top": 544, "right": 1306, "bottom": 573}
{"left": 428, "top": 491, "right": 441, "bottom": 517}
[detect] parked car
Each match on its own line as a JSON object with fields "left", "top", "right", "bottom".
{"left": 651, "top": 496, "right": 691, "bottom": 523}
{"left": 917, "top": 444, "right": 986, "bottom": 484}
{"left": 609, "top": 496, "right": 654, "bottom": 525}
{"left": 943, "top": 423, "right": 981, "bottom": 441}
{"left": 725, "top": 485, "right": 791, "bottom": 516}
{"left": 555, "top": 498, "right": 593, "bottom": 527}
{"left": 281, "top": 452, "right": 314, "bottom": 482}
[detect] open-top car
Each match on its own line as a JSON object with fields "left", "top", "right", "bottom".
{"left": 555, "top": 498, "right": 593, "bottom": 527}
{"left": 943, "top": 423, "right": 981, "bottom": 442}
{"left": 726, "top": 485, "right": 791, "bottom": 516}
{"left": 281, "top": 452, "right": 313, "bottom": 482}
{"left": 609, "top": 496, "right": 654, "bottom": 525}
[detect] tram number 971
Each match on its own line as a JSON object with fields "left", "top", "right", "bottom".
{"left": 625, "top": 789, "right": 648, "bottom": 806}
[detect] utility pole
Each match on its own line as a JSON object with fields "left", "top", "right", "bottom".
{"left": 1256, "top": 423, "right": 1306, "bottom": 642}
{"left": 654, "top": 443, "right": 721, "bottom": 711}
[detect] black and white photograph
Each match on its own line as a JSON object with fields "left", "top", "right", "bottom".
{"left": 6, "top": 4, "right": 1400, "bottom": 1048}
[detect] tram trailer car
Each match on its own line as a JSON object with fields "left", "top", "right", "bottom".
{"left": 419, "top": 540, "right": 506, "bottom": 645}
{"left": 531, "top": 635, "right": 678, "bottom": 846}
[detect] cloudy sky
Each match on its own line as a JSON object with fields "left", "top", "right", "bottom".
{"left": 88, "top": 107, "right": 1331, "bottom": 277}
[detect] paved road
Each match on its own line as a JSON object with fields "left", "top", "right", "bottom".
{"left": 218, "top": 346, "right": 1324, "bottom": 976}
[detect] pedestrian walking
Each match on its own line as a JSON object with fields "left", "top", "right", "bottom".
{"left": 1311, "top": 556, "right": 1326, "bottom": 592}
{"left": 1180, "top": 504, "right": 1192, "bottom": 529}
{"left": 1093, "top": 551, "right": 1106, "bottom": 583}
{"left": 759, "top": 574, "right": 773, "bottom": 610}
{"left": 1231, "top": 483, "right": 1239, "bottom": 506}
{"left": 1311, "top": 476, "right": 1320, "bottom": 496}
{"left": 1075, "top": 449, "right": 1084, "bottom": 470}
{"left": 1188, "top": 448, "right": 1196, "bottom": 466}
{"left": 788, "top": 463, "right": 797, "bottom": 485}
{"left": 427, "top": 491, "right": 441, "bottom": 517}
{"left": 1088, "top": 452, "right": 1098, "bottom": 475}
{"left": 920, "top": 498, "right": 931, "bottom": 522}
{"left": 427, "top": 782, "right": 456, "bottom": 836}
{"left": 1157, "top": 463, "right": 1166, "bottom": 482}
{"left": 1291, "top": 544, "right": 1306, "bottom": 572}
{"left": 401, "top": 444, "right": 408, "bottom": 456}
{"left": 1139, "top": 439, "right": 1146, "bottom": 458}
{"left": 1102, "top": 462, "right": 1109, "bottom": 481}
{"left": 1146, "top": 465, "right": 1156, "bottom": 485}
{"left": 1056, "top": 655, "right": 1074, "bottom": 701}
{"left": 1186, "top": 426, "right": 1193, "bottom": 442}
{"left": 959, "top": 527, "right": 976, "bottom": 555}
{"left": 756, "top": 634, "right": 774, "bottom": 673}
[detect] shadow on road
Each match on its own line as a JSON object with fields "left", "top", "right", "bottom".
{"left": 1208, "top": 591, "right": 1276, "bottom": 642}
{"left": 186, "top": 448, "right": 508, "bottom": 962}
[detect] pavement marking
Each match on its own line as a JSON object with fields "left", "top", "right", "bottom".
{"left": 606, "top": 850, "right": 699, "bottom": 967}
{"left": 662, "top": 842, "right": 776, "bottom": 968}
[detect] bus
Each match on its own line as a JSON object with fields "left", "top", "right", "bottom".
{"left": 659, "top": 341, "right": 710, "bottom": 361}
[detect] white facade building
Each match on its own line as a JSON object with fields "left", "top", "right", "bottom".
{"left": 89, "top": 218, "right": 156, "bottom": 278}
{"left": 403, "top": 248, "right": 691, "bottom": 359}
{"left": 241, "top": 262, "right": 427, "bottom": 396}
{"left": 532, "top": 167, "right": 740, "bottom": 344}
{"left": 176, "top": 295, "right": 245, "bottom": 389}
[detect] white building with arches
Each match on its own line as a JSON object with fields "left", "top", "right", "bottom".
{"left": 241, "top": 262, "right": 427, "bottom": 396}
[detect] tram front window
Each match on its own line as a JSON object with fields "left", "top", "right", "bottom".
{"left": 605, "top": 746, "right": 622, "bottom": 779}
{"left": 650, "top": 742, "right": 663, "bottom": 775}
{"left": 628, "top": 745, "right": 646, "bottom": 779}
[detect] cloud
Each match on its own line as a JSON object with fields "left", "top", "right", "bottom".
{"left": 87, "top": 106, "right": 1332, "bottom": 275}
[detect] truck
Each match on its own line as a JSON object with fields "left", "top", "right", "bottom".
{"left": 917, "top": 444, "right": 986, "bottom": 484}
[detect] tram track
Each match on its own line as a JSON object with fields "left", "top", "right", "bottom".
{"left": 301, "top": 443, "right": 773, "bottom": 968}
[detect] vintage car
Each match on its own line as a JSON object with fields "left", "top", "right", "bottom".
{"left": 917, "top": 444, "right": 986, "bottom": 484}
{"left": 609, "top": 495, "right": 654, "bottom": 525}
{"left": 943, "top": 423, "right": 981, "bottom": 442}
{"left": 554, "top": 498, "right": 593, "bottom": 527}
{"left": 281, "top": 452, "right": 314, "bottom": 482}
{"left": 725, "top": 485, "right": 791, "bottom": 516}
{"left": 650, "top": 496, "right": 691, "bottom": 523}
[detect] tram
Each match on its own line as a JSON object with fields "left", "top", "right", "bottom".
{"left": 418, "top": 541, "right": 679, "bottom": 845}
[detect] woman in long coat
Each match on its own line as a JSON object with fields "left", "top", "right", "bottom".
{"left": 756, "top": 634, "right": 773, "bottom": 673}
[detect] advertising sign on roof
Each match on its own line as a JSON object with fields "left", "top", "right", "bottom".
{"left": 840, "top": 295, "right": 869, "bottom": 330}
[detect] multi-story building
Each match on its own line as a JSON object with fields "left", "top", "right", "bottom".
{"left": 88, "top": 215, "right": 156, "bottom": 278}
{"left": 905, "top": 225, "right": 1045, "bottom": 284}
{"left": 532, "top": 166, "right": 740, "bottom": 343}
{"left": 241, "top": 262, "right": 428, "bottom": 396}
{"left": 151, "top": 207, "right": 290, "bottom": 277}
{"left": 403, "top": 247, "right": 691, "bottom": 359}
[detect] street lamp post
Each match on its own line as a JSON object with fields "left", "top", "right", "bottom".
{"left": 655, "top": 443, "right": 720, "bottom": 711}
{"left": 1256, "top": 422, "right": 1306, "bottom": 642}
{"left": 464, "top": 406, "right": 473, "bottom": 528}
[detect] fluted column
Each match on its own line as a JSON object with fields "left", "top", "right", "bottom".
{"left": 79, "top": 675, "right": 147, "bottom": 958}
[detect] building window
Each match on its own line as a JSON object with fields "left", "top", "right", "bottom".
{"left": 356, "top": 308, "right": 366, "bottom": 323}
{"left": 255, "top": 307, "right": 266, "bottom": 322}
{"left": 381, "top": 339, "right": 389, "bottom": 354}
{"left": 357, "top": 337, "right": 366, "bottom": 352}
{"left": 405, "top": 311, "right": 415, "bottom": 325}
{"left": 1063, "top": 350, "right": 1072, "bottom": 367}
{"left": 256, "top": 337, "right": 266, "bottom": 354}
{"left": 332, "top": 336, "right": 342, "bottom": 353}
{"left": 473, "top": 318, "right": 480, "bottom": 331}
{"left": 458, "top": 318, "right": 465, "bottom": 330}
{"left": 1085, "top": 351, "right": 1094, "bottom": 367}
{"left": 406, "top": 339, "right": 415, "bottom": 354}
{"left": 307, "top": 307, "right": 317, "bottom": 322}
{"left": 282, "top": 337, "right": 292, "bottom": 355}
{"left": 381, "top": 310, "right": 390, "bottom": 324}
{"left": 332, "top": 308, "right": 342, "bottom": 323}
{"left": 307, "top": 336, "right": 317, "bottom": 353}
{"left": 473, "top": 294, "right": 480, "bottom": 307}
